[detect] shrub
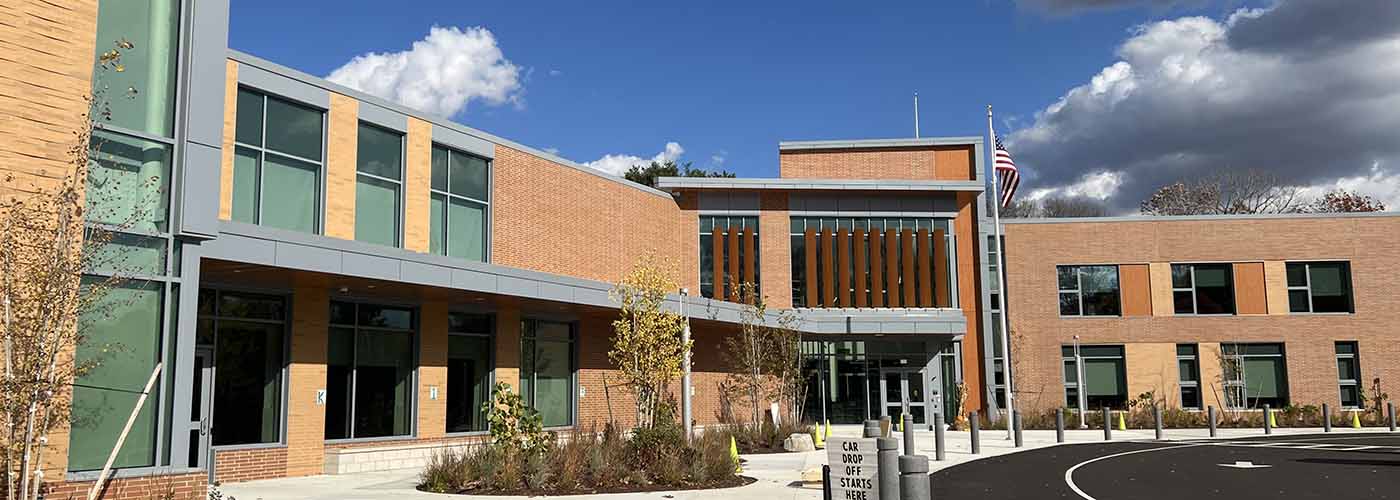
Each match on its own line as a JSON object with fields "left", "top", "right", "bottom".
{"left": 524, "top": 449, "right": 550, "bottom": 490}
{"left": 484, "top": 382, "right": 550, "bottom": 453}
{"left": 420, "top": 448, "right": 469, "bottom": 493}
{"left": 653, "top": 448, "right": 687, "bottom": 486}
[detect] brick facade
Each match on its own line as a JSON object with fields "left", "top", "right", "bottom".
{"left": 779, "top": 145, "right": 976, "bottom": 181}
{"left": 45, "top": 473, "right": 207, "bottom": 500}
{"left": 214, "top": 446, "right": 289, "bottom": 483}
{"left": 1003, "top": 215, "right": 1400, "bottom": 413}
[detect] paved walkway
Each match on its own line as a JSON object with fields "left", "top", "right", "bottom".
{"left": 219, "top": 425, "right": 1391, "bottom": 499}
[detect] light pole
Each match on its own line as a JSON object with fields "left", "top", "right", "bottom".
{"left": 1074, "top": 335, "right": 1088, "bottom": 429}
{"left": 680, "top": 287, "right": 693, "bottom": 442}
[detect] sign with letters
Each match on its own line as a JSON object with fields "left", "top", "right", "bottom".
{"left": 827, "top": 437, "right": 879, "bottom": 500}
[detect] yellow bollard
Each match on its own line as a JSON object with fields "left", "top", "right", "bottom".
{"left": 1268, "top": 409, "right": 1277, "bottom": 428}
{"left": 1352, "top": 411, "right": 1362, "bottom": 429}
{"left": 730, "top": 436, "right": 742, "bottom": 473}
{"left": 813, "top": 422, "right": 825, "bottom": 448}
{"left": 824, "top": 419, "right": 832, "bottom": 439}
{"left": 1117, "top": 411, "right": 1127, "bottom": 431}
{"left": 897, "top": 418, "right": 904, "bottom": 433}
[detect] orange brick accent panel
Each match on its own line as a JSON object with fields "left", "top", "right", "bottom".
{"left": 286, "top": 285, "right": 329, "bottom": 476}
{"left": 45, "top": 472, "right": 207, "bottom": 500}
{"left": 1001, "top": 215, "right": 1400, "bottom": 413}
{"left": 1119, "top": 264, "right": 1152, "bottom": 316}
{"left": 324, "top": 93, "right": 359, "bottom": 239}
{"left": 403, "top": 117, "right": 433, "bottom": 252}
{"left": 491, "top": 145, "right": 694, "bottom": 287}
{"left": 1233, "top": 262, "right": 1268, "bottom": 315}
{"left": 218, "top": 59, "right": 238, "bottom": 220}
{"left": 778, "top": 145, "right": 976, "bottom": 181}
{"left": 953, "top": 193, "right": 985, "bottom": 412}
{"left": 215, "top": 446, "right": 289, "bottom": 483}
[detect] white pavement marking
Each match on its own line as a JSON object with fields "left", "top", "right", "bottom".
{"left": 1217, "top": 461, "right": 1272, "bottom": 469}
{"left": 1064, "top": 443, "right": 1210, "bottom": 500}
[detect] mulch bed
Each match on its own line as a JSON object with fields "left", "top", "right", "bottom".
{"left": 433, "top": 475, "right": 756, "bottom": 496}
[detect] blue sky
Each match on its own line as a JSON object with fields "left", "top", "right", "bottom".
{"left": 228, "top": 1, "right": 1400, "bottom": 212}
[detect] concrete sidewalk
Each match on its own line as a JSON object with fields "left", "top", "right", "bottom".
{"left": 218, "top": 425, "right": 1392, "bottom": 499}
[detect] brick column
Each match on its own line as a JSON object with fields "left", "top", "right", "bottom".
{"left": 285, "top": 285, "right": 328, "bottom": 476}
{"left": 324, "top": 93, "right": 359, "bottom": 239}
{"left": 418, "top": 300, "right": 448, "bottom": 439}
{"left": 218, "top": 59, "right": 238, "bottom": 220}
{"left": 403, "top": 117, "right": 432, "bottom": 253}
{"left": 495, "top": 308, "right": 521, "bottom": 389}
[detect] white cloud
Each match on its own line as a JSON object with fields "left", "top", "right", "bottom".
{"left": 710, "top": 150, "right": 728, "bottom": 168}
{"left": 1295, "top": 161, "right": 1400, "bottom": 209}
{"left": 583, "top": 142, "right": 685, "bottom": 176}
{"left": 1025, "top": 170, "right": 1124, "bottom": 201}
{"left": 326, "top": 26, "right": 522, "bottom": 118}
{"left": 1007, "top": 0, "right": 1400, "bottom": 212}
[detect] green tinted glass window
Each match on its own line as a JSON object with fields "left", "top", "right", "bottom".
{"left": 69, "top": 281, "right": 163, "bottom": 470}
{"left": 88, "top": 130, "right": 172, "bottom": 233}
{"left": 355, "top": 176, "right": 400, "bottom": 247}
{"left": 264, "top": 97, "right": 323, "bottom": 161}
{"left": 447, "top": 199, "right": 485, "bottom": 261}
{"left": 430, "top": 194, "right": 446, "bottom": 255}
{"left": 92, "top": 0, "right": 179, "bottom": 137}
{"left": 449, "top": 150, "right": 489, "bottom": 200}
{"left": 231, "top": 147, "right": 259, "bottom": 223}
{"left": 235, "top": 90, "right": 264, "bottom": 146}
{"left": 356, "top": 124, "right": 402, "bottom": 180}
{"left": 431, "top": 147, "right": 449, "bottom": 191}
{"left": 429, "top": 145, "right": 490, "bottom": 260}
{"left": 261, "top": 155, "right": 319, "bottom": 233}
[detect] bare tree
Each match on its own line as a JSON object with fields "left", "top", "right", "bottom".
{"left": 1140, "top": 170, "right": 1306, "bottom": 215}
{"left": 721, "top": 283, "right": 803, "bottom": 427}
{"left": 1309, "top": 189, "right": 1386, "bottom": 213}
{"left": 999, "top": 200, "right": 1041, "bottom": 218}
{"left": 1040, "top": 197, "right": 1108, "bottom": 218}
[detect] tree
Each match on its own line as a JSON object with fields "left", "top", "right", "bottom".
{"left": 999, "top": 197, "right": 1107, "bottom": 218}
{"left": 721, "top": 283, "right": 803, "bottom": 427}
{"left": 1140, "top": 170, "right": 1306, "bottom": 215}
{"left": 623, "top": 160, "right": 735, "bottom": 188}
{"left": 1309, "top": 189, "right": 1386, "bottom": 213}
{"left": 999, "top": 200, "right": 1040, "bottom": 218}
{"left": 608, "top": 254, "right": 690, "bottom": 429}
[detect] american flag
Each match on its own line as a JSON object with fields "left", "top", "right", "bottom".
{"left": 994, "top": 134, "right": 1019, "bottom": 208}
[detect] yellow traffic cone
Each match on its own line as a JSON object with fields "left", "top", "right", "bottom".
{"left": 824, "top": 419, "right": 832, "bottom": 439}
{"left": 730, "top": 436, "right": 742, "bottom": 473}
{"left": 812, "top": 422, "right": 825, "bottom": 448}
{"left": 1352, "top": 411, "right": 1362, "bottom": 429}
{"left": 1268, "top": 409, "right": 1277, "bottom": 428}
{"left": 896, "top": 418, "right": 903, "bottom": 432}
{"left": 1117, "top": 411, "right": 1127, "bottom": 431}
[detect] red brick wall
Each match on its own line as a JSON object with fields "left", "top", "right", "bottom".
{"left": 45, "top": 472, "right": 207, "bottom": 500}
{"left": 214, "top": 446, "right": 288, "bottom": 484}
{"left": 779, "top": 146, "right": 976, "bottom": 181}
{"left": 1003, "top": 215, "right": 1400, "bottom": 412}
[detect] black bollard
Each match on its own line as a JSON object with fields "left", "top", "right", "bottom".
{"left": 876, "top": 437, "right": 899, "bottom": 500}
{"left": 1264, "top": 404, "right": 1273, "bottom": 435}
{"left": 1013, "top": 411, "right": 1024, "bottom": 448}
{"left": 822, "top": 464, "right": 831, "bottom": 500}
{"left": 1208, "top": 406, "right": 1217, "bottom": 438}
{"left": 898, "top": 455, "right": 931, "bottom": 500}
{"left": 1154, "top": 406, "right": 1164, "bottom": 441}
{"left": 1055, "top": 408, "right": 1065, "bottom": 443}
{"left": 1103, "top": 407, "right": 1112, "bottom": 441}
{"left": 934, "top": 412, "right": 946, "bottom": 461}
{"left": 1323, "top": 403, "right": 1331, "bottom": 433}
{"left": 970, "top": 411, "right": 980, "bottom": 455}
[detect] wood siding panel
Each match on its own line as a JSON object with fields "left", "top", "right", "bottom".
{"left": 869, "top": 232, "right": 884, "bottom": 307}
{"left": 804, "top": 228, "right": 818, "bottom": 308}
{"left": 885, "top": 229, "right": 900, "bottom": 307}
{"left": 1119, "top": 264, "right": 1153, "bottom": 316}
{"left": 901, "top": 229, "right": 916, "bottom": 306}
{"left": 822, "top": 228, "right": 836, "bottom": 307}
{"left": 933, "top": 229, "right": 948, "bottom": 307}
{"left": 837, "top": 228, "right": 851, "bottom": 307}
{"left": 918, "top": 228, "right": 933, "bottom": 307}
{"left": 854, "top": 228, "right": 868, "bottom": 308}
{"left": 742, "top": 228, "right": 756, "bottom": 303}
{"left": 1234, "top": 262, "right": 1268, "bottom": 315}
{"left": 712, "top": 227, "right": 724, "bottom": 301}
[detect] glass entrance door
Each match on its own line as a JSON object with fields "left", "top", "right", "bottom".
{"left": 940, "top": 355, "right": 958, "bottom": 424}
{"left": 881, "top": 370, "right": 927, "bottom": 426}
{"left": 188, "top": 348, "right": 214, "bottom": 468}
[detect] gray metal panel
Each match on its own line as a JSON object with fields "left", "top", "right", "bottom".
{"left": 537, "top": 282, "right": 575, "bottom": 303}
{"left": 657, "top": 176, "right": 984, "bottom": 192}
{"left": 274, "top": 242, "right": 341, "bottom": 274}
{"left": 204, "top": 231, "right": 277, "bottom": 265}
{"left": 342, "top": 252, "right": 402, "bottom": 281}
{"left": 697, "top": 191, "right": 760, "bottom": 211}
{"left": 183, "top": 0, "right": 229, "bottom": 147}
{"left": 432, "top": 124, "right": 495, "bottom": 159}
{"left": 357, "top": 101, "right": 408, "bottom": 132}
{"left": 169, "top": 242, "right": 204, "bottom": 468}
{"left": 237, "top": 63, "right": 330, "bottom": 109}
{"left": 178, "top": 141, "right": 222, "bottom": 237}
{"left": 496, "top": 275, "right": 539, "bottom": 297}
{"left": 1002, "top": 211, "right": 1400, "bottom": 224}
{"left": 451, "top": 268, "right": 498, "bottom": 291}
{"left": 837, "top": 196, "right": 869, "bottom": 212}
{"left": 573, "top": 287, "right": 612, "bottom": 308}
{"left": 401, "top": 261, "right": 454, "bottom": 288}
{"left": 868, "top": 196, "right": 901, "bottom": 212}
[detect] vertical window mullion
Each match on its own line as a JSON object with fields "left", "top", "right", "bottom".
{"left": 1077, "top": 269, "right": 1086, "bottom": 316}
{"left": 256, "top": 95, "right": 268, "bottom": 225}
{"left": 1305, "top": 263, "right": 1315, "bottom": 313}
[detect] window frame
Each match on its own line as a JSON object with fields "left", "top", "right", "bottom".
{"left": 519, "top": 318, "right": 578, "bottom": 429}
{"left": 786, "top": 216, "right": 956, "bottom": 309}
{"left": 230, "top": 87, "right": 327, "bottom": 234}
{"left": 701, "top": 214, "right": 761, "bottom": 300}
{"left": 1220, "top": 343, "right": 1289, "bottom": 410}
{"left": 1336, "top": 341, "right": 1361, "bottom": 409}
{"left": 1176, "top": 344, "right": 1201, "bottom": 410}
{"left": 1286, "top": 261, "right": 1354, "bottom": 314}
{"left": 1171, "top": 263, "right": 1236, "bottom": 315}
{"left": 324, "top": 300, "right": 420, "bottom": 443}
{"left": 354, "top": 122, "right": 406, "bottom": 248}
{"left": 197, "top": 287, "right": 292, "bottom": 450}
{"left": 429, "top": 144, "right": 491, "bottom": 261}
{"left": 444, "top": 311, "right": 495, "bottom": 436}
{"left": 1061, "top": 344, "right": 1128, "bottom": 410}
{"left": 1056, "top": 264, "right": 1122, "bottom": 317}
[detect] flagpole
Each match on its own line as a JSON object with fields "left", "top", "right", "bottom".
{"left": 987, "top": 105, "right": 1016, "bottom": 439}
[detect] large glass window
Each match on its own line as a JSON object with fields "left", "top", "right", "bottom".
{"left": 355, "top": 123, "right": 404, "bottom": 247}
{"left": 788, "top": 217, "right": 955, "bottom": 308}
{"left": 1057, "top": 265, "right": 1120, "bottom": 316}
{"left": 326, "top": 302, "right": 415, "bottom": 439}
{"left": 1171, "top": 263, "right": 1235, "bottom": 315}
{"left": 429, "top": 146, "right": 489, "bottom": 261}
{"left": 1221, "top": 343, "right": 1288, "bottom": 409}
{"left": 1287, "top": 262, "right": 1353, "bottom": 314}
{"left": 232, "top": 89, "right": 324, "bottom": 233}
{"left": 447, "top": 313, "right": 493, "bottom": 433}
{"left": 69, "top": 281, "right": 164, "bottom": 470}
{"left": 1177, "top": 344, "right": 1201, "bottom": 409}
{"left": 88, "top": 130, "right": 173, "bottom": 233}
{"left": 520, "top": 319, "right": 575, "bottom": 427}
{"left": 1062, "top": 345, "right": 1127, "bottom": 409}
{"left": 91, "top": 0, "right": 179, "bottom": 137}
{"left": 197, "top": 290, "right": 286, "bottom": 446}
{"left": 700, "top": 215, "right": 760, "bottom": 299}
{"left": 1336, "top": 342, "right": 1361, "bottom": 408}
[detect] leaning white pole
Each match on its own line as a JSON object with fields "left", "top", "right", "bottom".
{"left": 987, "top": 105, "right": 1016, "bottom": 440}
{"left": 680, "top": 288, "right": 693, "bottom": 442}
{"left": 88, "top": 363, "right": 162, "bottom": 500}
